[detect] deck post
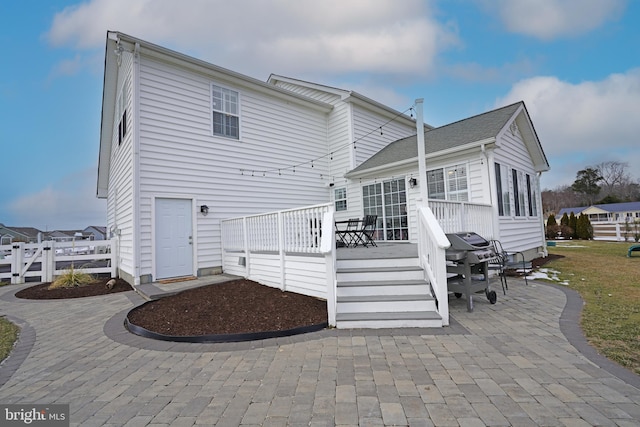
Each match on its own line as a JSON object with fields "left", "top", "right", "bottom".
{"left": 278, "top": 211, "right": 286, "bottom": 291}
{"left": 11, "top": 242, "right": 24, "bottom": 284}
{"left": 415, "top": 99, "right": 428, "bottom": 202}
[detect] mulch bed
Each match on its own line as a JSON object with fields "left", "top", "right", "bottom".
{"left": 127, "top": 279, "right": 328, "bottom": 336}
{"left": 15, "top": 278, "right": 132, "bottom": 299}
{"left": 11, "top": 254, "right": 561, "bottom": 338}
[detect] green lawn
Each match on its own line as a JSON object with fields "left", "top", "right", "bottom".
{"left": 546, "top": 240, "right": 640, "bottom": 375}
{"left": 0, "top": 316, "right": 19, "bottom": 363}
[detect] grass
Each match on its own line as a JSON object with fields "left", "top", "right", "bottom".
{"left": 546, "top": 240, "right": 640, "bottom": 375}
{"left": 49, "top": 266, "right": 94, "bottom": 289}
{"left": 0, "top": 316, "right": 19, "bottom": 363}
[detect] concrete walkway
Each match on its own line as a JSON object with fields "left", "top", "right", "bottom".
{"left": 0, "top": 279, "right": 639, "bottom": 426}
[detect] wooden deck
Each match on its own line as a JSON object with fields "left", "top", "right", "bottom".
{"left": 337, "top": 242, "right": 418, "bottom": 260}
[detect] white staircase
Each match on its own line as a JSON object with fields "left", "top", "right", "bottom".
{"left": 335, "top": 254, "right": 443, "bottom": 329}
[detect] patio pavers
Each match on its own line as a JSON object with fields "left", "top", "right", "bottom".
{"left": 0, "top": 279, "right": 639, "bottom": 426}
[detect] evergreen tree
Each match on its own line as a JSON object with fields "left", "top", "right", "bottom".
{"left": 560, "top": 213, "right": 569, "bottom": 226}
{"left": 545, "top": 214, "right": 558, "bottom": 240}
{"left": 576, "top": 214, "right": 593, "bottom": 240}
{"left": 569, "top": 212, "right": 577, "bottom": 239}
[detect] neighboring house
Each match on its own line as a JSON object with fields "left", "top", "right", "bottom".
{"left": 98, "top": 32, "right": 549, "bottom": 288}
{"left": 84, "top": 226, "right": 107, "bottom": 241}
{"left": 558, "top": 202, "right": 640, "bottom": 223}
{"left": 0, "top": 224, "right": 43, "bottom": 244}
{"left": 46, "top": 230, "right": 89, "bottom": 242}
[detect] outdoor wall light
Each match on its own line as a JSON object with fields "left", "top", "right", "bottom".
{"left": 409, "top": 178, "right": 417, "bottom": 188}
{"left": 200, "top": 205, "right": 209, "bottom": 216}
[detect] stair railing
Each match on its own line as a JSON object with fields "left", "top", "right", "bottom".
{"left": 417, "top": 202, "right": 451, "bottom": 325}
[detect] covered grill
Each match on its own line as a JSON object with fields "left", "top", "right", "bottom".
{"left": 445, "top": 232, "right": 497, "bottom": 312}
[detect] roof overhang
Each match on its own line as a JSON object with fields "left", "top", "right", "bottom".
{"left": 497, "top": 104, "right": 550, "bottom": 174}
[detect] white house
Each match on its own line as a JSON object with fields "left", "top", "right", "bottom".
{"left": 98, "top": 31, "right": 419, "bottom": 286}
{"left": 98, "top": 32, "right": 549, "bottom": 327}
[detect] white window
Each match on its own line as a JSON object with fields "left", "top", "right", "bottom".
{"left": 334, "top": 187, "right": 347, "bottom": 211}
{"left": 212, "top": 84, "right": 239, "bottom": 139}
{"left": 115, "top": 79, "right": 129, "bottom": 146}
{"left": 427, "top": 163, "right": 468, "bottom": 201}
{"left": 526, "top": 174, "right": 538, "bottom": 217}
{"left": 495, "top": 163, "right": 511, "bottom": 216}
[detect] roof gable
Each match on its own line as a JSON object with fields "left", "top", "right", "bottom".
{"left": 347, "top": 101, "right": 547, "bottom": 176}
{"left": 97, "top": 32, "right": 334, "bottom": 199}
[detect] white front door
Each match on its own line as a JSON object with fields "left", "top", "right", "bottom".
{"left": 155, "top": 198, "right": 193, "bottom": 279}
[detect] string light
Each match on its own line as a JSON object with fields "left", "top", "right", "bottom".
{"left": 239, "top": 104, "right": 415, "bottom": 177}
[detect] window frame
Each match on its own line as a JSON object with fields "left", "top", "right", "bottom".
{"left": 334, "top": 187, "right": 347, "bottom": 211}
{"left": 426, "top": 163, "right": 469, "bottom": 201}
{"left": 495, "top": 162, "right": 511, "bottom": 217}
{"left": 211, "top": 83, "right": 240, "bottom": 140}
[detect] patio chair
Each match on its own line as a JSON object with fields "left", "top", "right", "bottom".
{"left": 487, "top": 243, "right": 508, "bottom": 295}
{"left": 335, "top": 218, "right": 361, "bottom": 248}
{"left": 353, "top": 215, "right": 378, "bottom": 247}
{"left": 491, "top": 239, "right": 530, "bottom": 286}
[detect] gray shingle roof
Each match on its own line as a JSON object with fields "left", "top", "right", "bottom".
{"left": 348, "top": 102, "right": 523, "bottom": 175}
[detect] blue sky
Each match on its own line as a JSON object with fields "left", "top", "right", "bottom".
{"left": 1, "top": 0, "right": 639, "bottom": 230}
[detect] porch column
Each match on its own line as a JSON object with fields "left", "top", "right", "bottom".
{"left": 415, "top": 99, "right": 428, "bottom": 204}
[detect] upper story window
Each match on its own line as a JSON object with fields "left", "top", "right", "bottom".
{"left": 212, "top": 84, "right": 239, "bottom": 139}
{"left": 116, "top": 80, "right": 128, "bottom": 146}
{"left": 334, "top": 187, "right": 347, "bottom": 211}
{"left": 427, "top": 163, "right": 469, "bottom": 201}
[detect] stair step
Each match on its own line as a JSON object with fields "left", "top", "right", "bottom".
{"left": 337, "top": 279, "right": 429, "bottom": 287}
{"left": 337, "top": 266, "right": 423, "bottom": 274}
{"left": 337, "top": 294, "right": 433, "bottom": 303}
{"left": 336, "top": 311, "right": 441, "bottom": 321}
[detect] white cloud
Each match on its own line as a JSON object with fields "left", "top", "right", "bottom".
{"left": 484, "top": 0, "right": 626, "bottom": 40}
{"left": 7, "top": 169, "right": 106, "bottom": 231}
{"left": 46, "top": 0, "right": 458, "bottom": 79}
{"left": 496, "top": 69, "right": 640, "bottom": 188}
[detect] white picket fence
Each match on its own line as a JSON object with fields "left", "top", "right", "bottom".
{"left": 0, "top": 239, "right": 118, "bottom": 284}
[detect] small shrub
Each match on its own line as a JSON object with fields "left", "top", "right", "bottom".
{"left": 49, "top": 267, "right": 94, "bottom": 289}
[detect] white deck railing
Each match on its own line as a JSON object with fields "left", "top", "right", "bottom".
{"left": 417, "top": 203, "right": 451, "bottom": 325}
{"left": 0, "top": 239, "right": 118, "bottom": 284}
{"left": 429, "top": 200, "right": 495, "bottom": 240}
{"left": 221, "top": 204, "right": 337, "bottom": 326}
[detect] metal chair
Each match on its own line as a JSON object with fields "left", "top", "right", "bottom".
{"left": 487, "top": 242, "right": 508, "bottom": 294}
{"left": 353, "top": 215, "right": 378, "bottom": 247}
{"left": 490, "top": 240, "right": 530, "bottom": 286}
{"left": 336, "top": 218, "right": 361, "bottom": 247}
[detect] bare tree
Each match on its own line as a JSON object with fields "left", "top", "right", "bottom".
{"left": 596, "top": 161, "right": 632, "bottom": 199}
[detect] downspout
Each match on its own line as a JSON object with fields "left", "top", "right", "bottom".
{"left": 537, "top": 172, "right": 548, "bottom": 257}
{"left": 483, "top": 144, "right": 500, "bottom": 241}
{"left": 132, "top": 42, "right": 142, "bottom": 285}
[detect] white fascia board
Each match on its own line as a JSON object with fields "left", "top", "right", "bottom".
{"left": 115, "top": 33, "right": 333, "bottom": 114}
{"left": 341, "top": 92, "right": 427, "bottom": 129}
{"left": 345, "top": 138, "right": 496, "bottom": 179}
{"left": 267, "top": 74, "right": 348, "bottom": 97}
{"left": 97, "top": 32, "right": 119, "bottom": 199}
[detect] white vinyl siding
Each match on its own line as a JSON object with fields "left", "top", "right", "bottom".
{"left": 493, "top": 117, "right": 545, "bottom": 253}
{"left": 352, "top": 105, "right": 415, "bottom": 167}
{"left": 136, "top": 57, "right": 330, "bottom": 280}
{"left": 107, "top": 50, "right": 135, "bottom": 278}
